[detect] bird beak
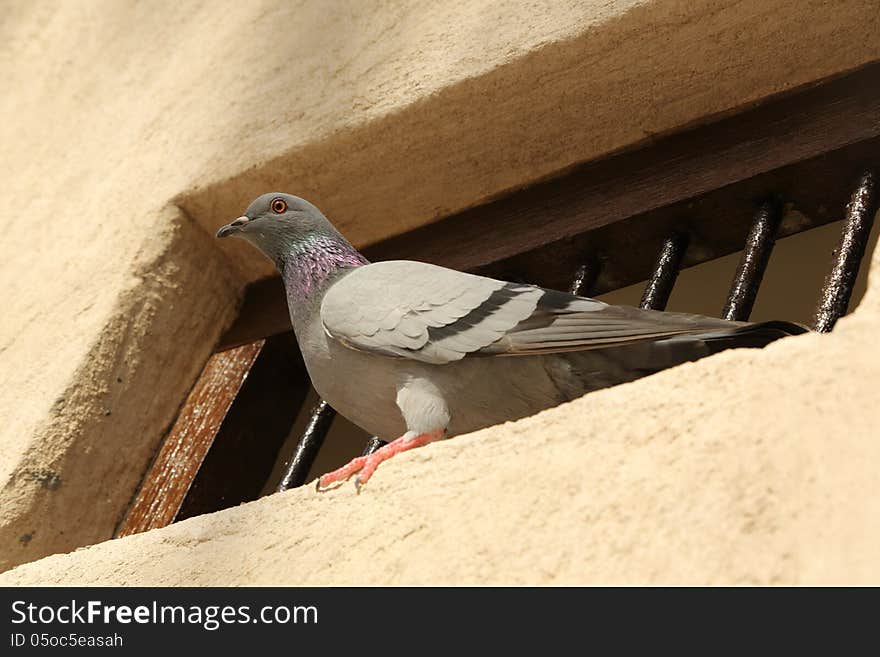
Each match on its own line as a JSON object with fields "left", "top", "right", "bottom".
{"left": 216, "top": 216, "right": 250, "bottom": 238}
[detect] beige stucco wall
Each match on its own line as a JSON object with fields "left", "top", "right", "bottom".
{"left": 1, "top": 0, "right": 878, "bottom": 579}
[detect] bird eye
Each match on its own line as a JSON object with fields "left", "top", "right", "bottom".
{"left": 271, "top": 198, "right": 287, "bottom": 214}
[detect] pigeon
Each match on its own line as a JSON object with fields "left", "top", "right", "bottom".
{"left": 217, "top": 193, "right": 806, "bottom": 490}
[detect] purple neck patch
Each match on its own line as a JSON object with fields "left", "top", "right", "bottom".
{"left": 283, "top": 234, "right": 368, "bottom": 303}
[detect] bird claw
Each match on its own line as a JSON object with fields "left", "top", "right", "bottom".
{"left": 314, "top": 429, "right": 443, "bottom": 493}
{"left": 315, "top": 471, "right": 367, "bottom": 494}
{"left": 315, "top": 476, "right": 346, "bottom": 493}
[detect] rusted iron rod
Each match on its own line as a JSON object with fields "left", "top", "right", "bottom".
{"left": 362, "top": 436, "right": 388, "bottom": 456}
{"left": 569, "top": 257, "right": 601, "bottom": 297}
{"left": 640, "top": 234, "right": 689, "bottom": 311}
{"left": 813, "top": 170, "right": 878, "bottom": 332}
{"left": 276, "top": 399, "right": 336, "bottom": 492}
{"left": 722, "top": 200, "right": 783, "bottom": 321}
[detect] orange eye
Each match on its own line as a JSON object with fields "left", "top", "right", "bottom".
{"left": 271, "top": 198, "right": 287, "bottom": 214}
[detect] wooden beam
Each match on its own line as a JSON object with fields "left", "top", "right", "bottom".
{"left": 117, "top": 333, "right": 307, "bottom": 536}
{"left": 116, "top": 341, "right": 264, "bottom": 536}
{"left": 370, "top": 62, "right": 880, "bottom": 272}
{"left": 176, "top": 333, "right": 306, "bottom": 520}
{"left": 478, "top": 136, "right": 880, "bottom": 294}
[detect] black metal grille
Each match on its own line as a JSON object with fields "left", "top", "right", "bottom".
{"left": 813, "top": 171, "right": 878, "bottom": 332}
{"left": 722, "top": 199, "right": 783, "bottom": 322}
{"left": 639, "top": 233, "right": 689, "bottom": 312}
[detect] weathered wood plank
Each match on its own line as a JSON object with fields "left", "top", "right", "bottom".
{"left": 116, "top": 341, "right": 264, "bottom": 537}
{"left": 372, "top": 63, "right": 880, "bottom": 270}
{"left": 479, "top": 135, "right": 880, "bottom": 295}
{"left": 176, "top": 333, "right": 306, "bottom": 520}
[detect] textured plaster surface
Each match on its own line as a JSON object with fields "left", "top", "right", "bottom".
{"left": 4, "top": 235, "right": 879, "bottom": 585}
{"left": 1, "top": 0, "right": 878, "bottom": 577}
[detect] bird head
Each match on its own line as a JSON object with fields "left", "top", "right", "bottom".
{"left": 216, "top": 192, "right": 339, "bottom": 268}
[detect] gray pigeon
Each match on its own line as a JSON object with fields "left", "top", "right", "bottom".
{"left": 217, "top": 193, "right": 805, "bottom": 490}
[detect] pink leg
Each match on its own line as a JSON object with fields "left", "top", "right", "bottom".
{"left": 316, "top": 429, "right": 444, "bottom": 492}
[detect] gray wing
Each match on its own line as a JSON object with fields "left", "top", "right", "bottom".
{"left": 320, "top": 260, "right": 741, "bottom": 365}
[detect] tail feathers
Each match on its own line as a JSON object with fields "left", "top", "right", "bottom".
{"left": 594, "top": 320, "right": 808, "bottom": 377}
{"left": 560, "top": 319, "right": 807, "bottom": 396}
{"left": 697, "top": 320, "right": 808, "bottom": 354}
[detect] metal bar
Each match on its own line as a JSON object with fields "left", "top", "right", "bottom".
{"left": 568, "top": 256, "right": 601, "bottom": 297}
{"left": 721, "top": 199, "right": 783, "bottom": 321}
{"left": 276, "top": 399, "right": 337, "bottom": 492}
{"left": 813, "top": 170, "right": 878, "bottom": 332}
{"left": 362, "top": 437, "right": 388, "bottom": 456}
{"left": 640, "top": 233, "right": 689, "bottom": 310}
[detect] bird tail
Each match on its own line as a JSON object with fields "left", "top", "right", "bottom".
{"left": 582, "top": 320, "right": 808, "bottom": 380}
{"left": 559, "top": 319, "right": 808, "bottom": 396}
{"left": 695, "top": 320, "right": 809, "bottom": 354}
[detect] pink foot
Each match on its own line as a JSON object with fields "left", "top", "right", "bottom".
{"left": 316, "top": 429, "right": 444, "bottom": 492}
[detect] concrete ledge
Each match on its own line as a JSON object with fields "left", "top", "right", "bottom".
{"left": 0, "top": 209, "right": 240, "bottom": 573}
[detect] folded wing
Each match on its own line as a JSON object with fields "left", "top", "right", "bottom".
{"left": 321, "top": 260, "right": 750, "bottom": 365}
